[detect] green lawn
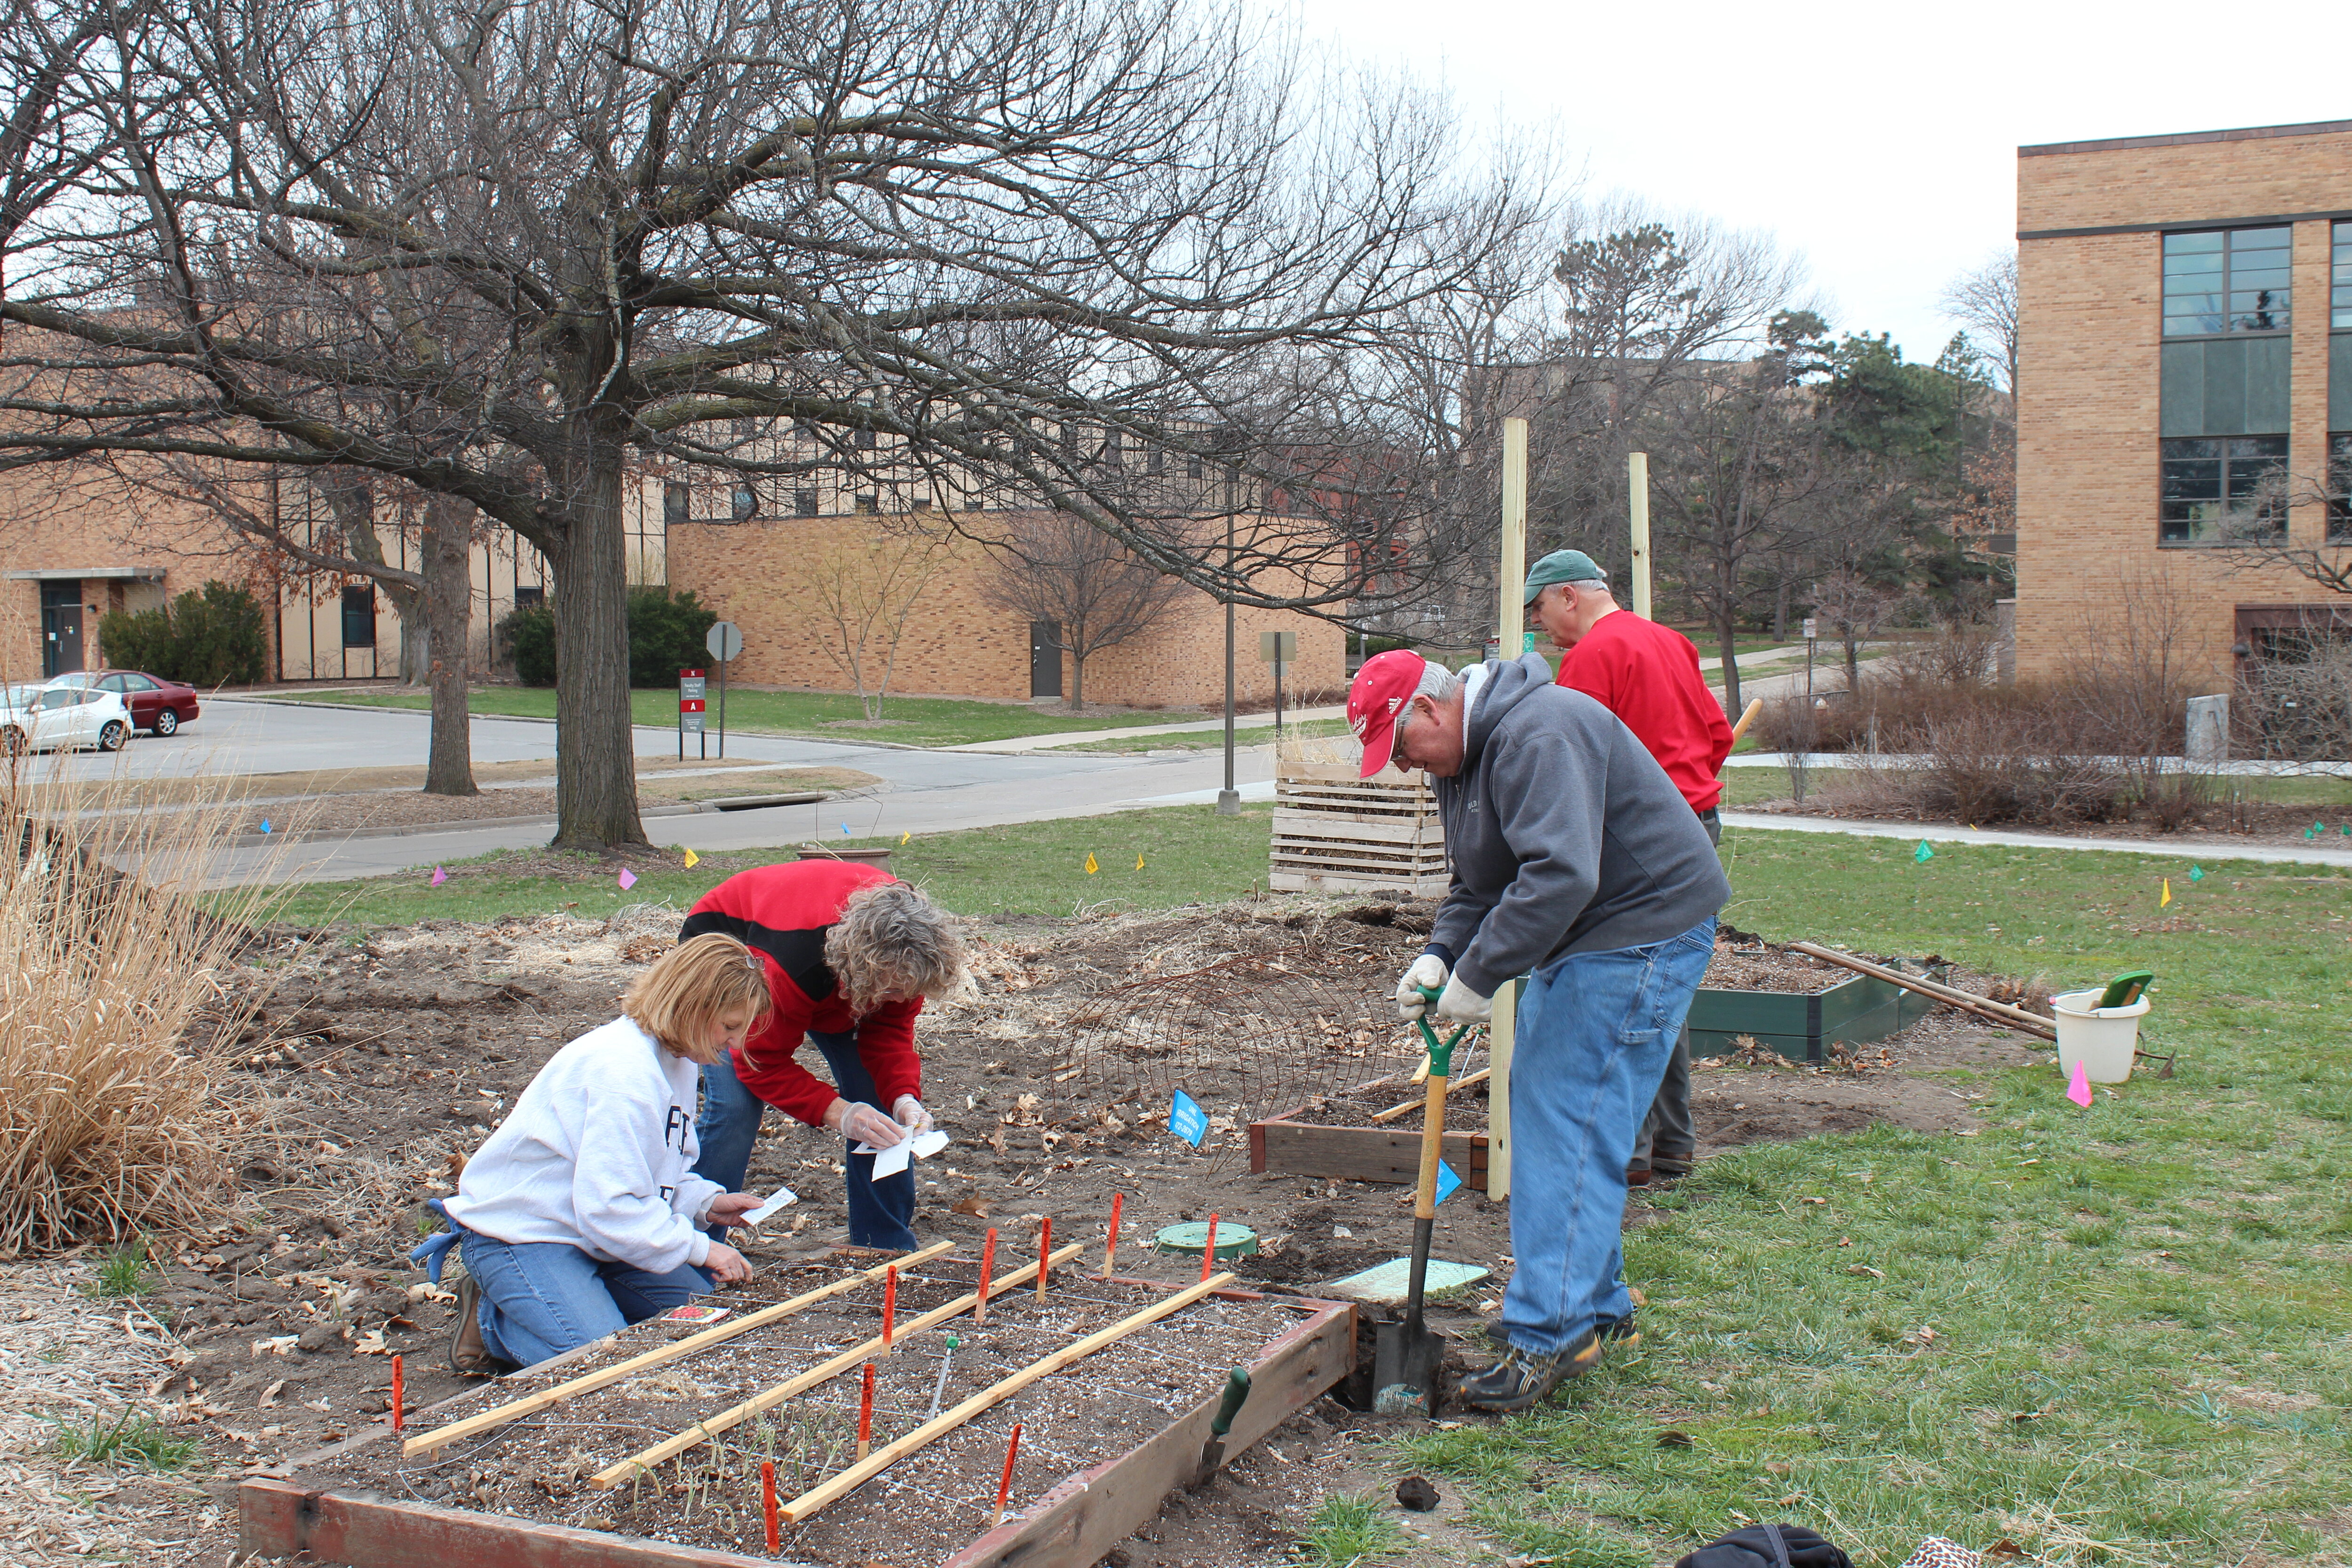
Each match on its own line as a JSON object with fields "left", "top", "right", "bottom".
{"left": 267, "top": 685, "right": 1196, "bottom": 748}
{"left": 1719, "top": 764, "right": 2352, "bottom": 811}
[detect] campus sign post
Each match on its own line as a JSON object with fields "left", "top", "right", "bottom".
{"left": 679, "top": 670, "right": 707, "bottom": 759}
{"left": 706, "top": 621, "right": 744, "bottom": 760}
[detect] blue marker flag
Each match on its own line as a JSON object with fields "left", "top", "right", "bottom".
{"left": 259, "top": 820, "right": 272, "bottom": 834}
{"left": 1433, "top": 1161, "right": 1462, "bottom": 1205}
{"left": 842, "top": 822, "right": 852, "bottom": 836}
{"left": 1168, "top": 1090, "right": 1209, "bottom": 1148}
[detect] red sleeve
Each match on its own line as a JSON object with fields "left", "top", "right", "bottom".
{"left": 1556, "top": 638, "right": 1623, "bottom": 711}
{"left": 854, "top": 997, "right": 925, "bottom": 1111}
{"left": 729, "top": 982, "right": 841, "bottom": 1127}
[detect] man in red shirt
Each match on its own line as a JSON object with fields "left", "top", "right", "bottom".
{"left": 1526, "top": 549, "right": 1732, "bottom": 1185}
{"left": 681, "top": 860, "right": 967, "bottom": 1249}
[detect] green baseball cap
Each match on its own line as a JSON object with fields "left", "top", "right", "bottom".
{"left": 1521, "top": 549, "right": 1607, "bottom": 605}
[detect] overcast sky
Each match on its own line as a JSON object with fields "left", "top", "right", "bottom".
{"left": 1293, "top": 0, "right": 2352, "bottom": 366}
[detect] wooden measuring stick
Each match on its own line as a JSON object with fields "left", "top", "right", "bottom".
{"left": 975, "top": 1229, "right": 997, "bottom": 1325}
{"left": 779, "top": 1271, "right": 1238, "bottom": 1525}
{"left": 1787, "top": 942, "right": 2056, "bottom": 1038}
{"left": 882, "top": 1266, "right": 896, "bottom": 1353}
{"left": 992, "top": 1422, "right": 1023, "bottom": 1528}
{"left": 1200, "top": 1214, "right": 1218, "bottom": 1282}
{"left": 1101, "top": 1192, "right": 1122, "bottom": 1279}
{"left": 1034, "top": 1219, "right": 1050, "bottom": 1301}
{"left": 761, "top": 1459, "right": 778, "bottom": 1553}
{"left": 593, "top": 1243, "right": 1089, "bottom": 1488}
{"left": 389, "top": 1355, "right": 403, "bottom": 1432}
{"left": 1369, "top": 1067, "right": 1491, "bottom": 1124}
{"left": 405, "top": 1241, "right": 954, "bottom": 1457}
{"left": 1728, "top": 696, "right": 1764, "bottom": 747}
{"left": 856, "top": 1363, "right": 874, "bottom": 1462}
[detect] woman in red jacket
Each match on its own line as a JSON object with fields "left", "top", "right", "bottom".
{"left": 681, "top": 860, "right": 967, "bottom": 1249}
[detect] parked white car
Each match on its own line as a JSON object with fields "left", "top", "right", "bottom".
{"left": 0, "top": 682, "right": 135, "bottom": 754}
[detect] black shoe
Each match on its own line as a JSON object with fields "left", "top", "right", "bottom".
{"left": 448, "top": 1273, "right": 510, "bottom": 1377}
{"left": 1456, "top": 1331, "right": 1602, "bottom": 1412}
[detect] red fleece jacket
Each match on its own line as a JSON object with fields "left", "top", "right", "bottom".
{"left": 1556, "top": 611, "right": 1734, "bottom": 814}
{"left": 679, "top": 861, "right": 924, "bottom": 1126}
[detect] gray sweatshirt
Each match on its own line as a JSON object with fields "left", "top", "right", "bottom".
{"left": 1428, "top": 653, "right": 1730, "bottom": 997}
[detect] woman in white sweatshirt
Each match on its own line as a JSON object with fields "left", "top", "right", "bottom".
{"left": 415, "top": 933, "right": 774, "bottom": 1372}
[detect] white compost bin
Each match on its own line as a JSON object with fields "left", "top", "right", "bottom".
{"left": 2050, "top": 988, "right": 2150, "bottom": 1083}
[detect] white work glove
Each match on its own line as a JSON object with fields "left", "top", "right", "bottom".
{"left": 1395, "top": 954, "right": 1450, "bottom": 1020}
{"left": 891, "top": 1095, "right": 935, "bottom": 1137}
{"left": 836, "top": 1101, "right": 906, "bottom": 1148}
{"left": 1433, "top": 973, "right": 1492, "bottom": 1024}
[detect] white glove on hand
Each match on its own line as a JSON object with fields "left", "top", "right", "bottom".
{"left": 838, "top": 1101, "right": 906, "bottom": 1148}
{"left": 1394, "top": 954, "right": 1450, "bottom": 1020}
{"left": 1433, "top": 973, "right": 1492, "bottom": 1024}
{"left": 891, "top": 1095, "right": 935, "bottom": 1136}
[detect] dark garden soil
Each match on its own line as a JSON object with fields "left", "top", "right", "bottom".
{"left": 106, "top": 897, "right": 2039, "bottom": 1568}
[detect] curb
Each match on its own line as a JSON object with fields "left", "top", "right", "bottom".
{"left": 221, "top": 792, "right": 825, "bottom": 848}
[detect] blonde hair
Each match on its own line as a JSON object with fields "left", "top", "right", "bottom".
{"left": 622, "top": 933, "right": 772, "bottom": 1063}
{"left": 823, "top": 882, "right": 967, "bottom": 1013}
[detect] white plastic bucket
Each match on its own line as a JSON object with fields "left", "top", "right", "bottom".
{"left": 2050, "top": 988, "right": 2149, "bottom": 1083}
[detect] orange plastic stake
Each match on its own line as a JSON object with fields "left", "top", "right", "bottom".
{"left": 882, "top": 1266, "right": 897, "bottom": 1353}
{"left": 1035, "top": 1218, "right": 1051, "bottom": 1301}
{"left": 1102, "top": 1192, "right": 1123, "bottom": 1278}
{"left": 762, "top": 1459, "right": 779, "bottom": 1552}
{"left": 857, "top": 1363, "right": 874, "bottom": 1461}
{"left": 1200, "top": 1213, "right": 1219, "bottom": 1282}
{"left": 976, "top": 1229, "right": 997, "bottom": 1325}
{"left": 992, "top": 1421, "right": 1024, "bottom": 1528}
{"left": 390, "top": 1354, "right": 404, "bottom": 1432}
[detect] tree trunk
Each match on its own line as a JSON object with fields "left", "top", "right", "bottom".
{"left": 1844, "top": 636, "right": 1861, "bottom": 692}
{"left": 547, "top": 419, "right": 646, "bottom": 850}
{"left": 421, "top": 495, "right": 478, "bottom": 797}
{"left": 1717, "top": 615, "right": 1742, "bottom": 721}
{"left": 1068, "top": 647, "right": 1086, "bottom": 709}
{"left": 1772, "top": 578, "right": 1788, "bottom": 642}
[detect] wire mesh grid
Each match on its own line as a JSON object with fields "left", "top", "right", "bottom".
{"left": 1049, "top": 942, "right": 1420, "bottom": 1168}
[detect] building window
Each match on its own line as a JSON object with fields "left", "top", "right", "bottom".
{"left": 663, "top": 481, "right": 690, "bottom": 527}
{"left": 514, "top": 585, "right": 545, "bottom": 609}
{"left": 340, "top": 584, "right": 377, "bottom": 647}
{"left": 2160, "top": 435, "right": 2287, "bottom": 545}
{"left": 2331, "top": 433, "right": 2352, "bottom": 542}
{"left": 853, "top": 492, "right": 877, "bottom": 514}
{"left": 1147, "top": 446, "right": 1165, "bottom": 476}
{"left": 1185, "top": 452, "right": 1204, "bottom": 480}
{"left": 794, "top": 486, "right": 819, "bottom": 516}
{"left": 729, "top": 483, "right": 758, "bottom": 522}
{"left": 2163, "top": 227, "right": 2291, "bottom": 337}
{"left": 852, "top": 428, "right": 877, "bottom": 451}
{"left": 2334, "top": 222, "right": 2352, "bottom": 328}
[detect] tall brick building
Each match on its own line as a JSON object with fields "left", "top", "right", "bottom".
{"left": 2016, "top": 118, "right": 2352, "bottom": 686}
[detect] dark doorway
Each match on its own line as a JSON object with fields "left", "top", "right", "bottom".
{"left": 40, "top": 580, "right": 84, "bottom": 677}
{"left": 1028, "top": 621, "right": 1063, "bottom": 699}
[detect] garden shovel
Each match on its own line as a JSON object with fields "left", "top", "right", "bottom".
{"left": 1371, "top": 987, "right": 1468, "bottom": 1418}
{"left": 1192, "top": 1367, "right": 1252, "bottom": 1483}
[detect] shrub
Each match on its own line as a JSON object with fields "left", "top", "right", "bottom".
{"left": 95, "top": 581, "right": 268, "bottom": 686}
{"left": 497, "top": 588, "right": 719, "bottom": 688}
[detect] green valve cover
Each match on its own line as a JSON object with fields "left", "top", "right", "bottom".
{"left": 1151, "top": 1221, "right": 1260, "bottom": 1259}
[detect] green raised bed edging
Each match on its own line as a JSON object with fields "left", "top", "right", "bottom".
{"left": 1686, "top": 965, "right": 1943, "bottom": 1064}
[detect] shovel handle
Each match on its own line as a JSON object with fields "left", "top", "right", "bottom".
{"left": 1209, "top": 1367, "right": 1251, "bottom": 1437}
{"left": 1412, "top": 985, "right": 1468, "bottom": 1078}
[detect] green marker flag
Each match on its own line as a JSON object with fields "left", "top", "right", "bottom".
{"left": 2187, "top": 865, "right": 2204, "bottom": 882}
{"left": 1915, "top": 840, "right": 1934, "bottom": 864}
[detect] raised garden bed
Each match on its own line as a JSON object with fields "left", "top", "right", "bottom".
{"left": 239, "top": 1250, "right": 1353, "bottom": 1568}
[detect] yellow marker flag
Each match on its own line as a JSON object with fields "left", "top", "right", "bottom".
{"left": 1135, "top": 852, "right": 1145, "bottom": 870}
{"left": 2160, "top": 878, "right": 2171, "bottom": 908}
{"left": 1084, "top": 852, "right": 1099, "bottom": 875}
{"left": 682, "top": 847, "right": 700, "bottom": 868}
{"left": 900, "top": 831, "right": 910, "bottom": 845}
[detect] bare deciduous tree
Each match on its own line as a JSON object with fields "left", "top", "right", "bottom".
{"left": 978, "top": 510, "right": 1188, "bottom": 708}
{"left": 802, "top": 532, "right": 949, "bottom": 722}
{"left": 1942, "top": 250, "right": 2018, "bottom": 395}
{"left": 0, "top": 0, "right": 1543, "bottom": 847}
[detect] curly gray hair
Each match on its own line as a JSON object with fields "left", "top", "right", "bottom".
{"left": 823, "top": 882, "right": 968, "bottom": 1012}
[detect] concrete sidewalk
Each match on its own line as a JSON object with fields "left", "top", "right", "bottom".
{"left": 948, "top": 705, "right": 1346, "bottom": 753}
{"left": 1719, "top": 809, "right": 2352, "bottom": 869}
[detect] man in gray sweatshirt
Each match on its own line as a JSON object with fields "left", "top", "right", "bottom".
{"left": 1348, "top": 649, "right": 1730, "bottom": 1411}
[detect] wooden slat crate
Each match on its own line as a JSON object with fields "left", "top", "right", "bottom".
{"left": 1268, "top": 762, "right": 1447, "bottom": 897}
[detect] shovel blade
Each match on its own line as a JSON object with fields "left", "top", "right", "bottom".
{"left": 1371, "top": 1318, "right": 1445, "bottom": 1418}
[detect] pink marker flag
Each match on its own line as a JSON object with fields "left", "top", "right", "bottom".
{"left": 430, "top": 866, "right": 447, "bottom": 887}
{"left": 618, "top": 868, "right": 638, "bottom": 891}
{"left": 2066, "top": 1059, "right": 2093, "bottom": 1107}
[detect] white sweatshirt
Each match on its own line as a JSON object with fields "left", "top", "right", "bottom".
{"left": 445, "top": 1017, "right": 724, "bottom": 1274}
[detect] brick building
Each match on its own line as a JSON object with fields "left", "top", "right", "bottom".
{"left": 2016, "top": 118, "right": 2352, "bottom": 687}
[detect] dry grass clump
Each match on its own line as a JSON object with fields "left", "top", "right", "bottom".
{"left": 0, "top": 762, "right": 284, "bottom": 1255}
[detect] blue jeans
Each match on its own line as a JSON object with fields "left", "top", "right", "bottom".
{"left": 1501, "top": 916, "right": 1716, "bottom": 1355}
{"left": 692, "top": 1032, "right": 918, "bottom": 1251}
{"left": 452, "top": 1220, "right": 712, "bottom": 1368}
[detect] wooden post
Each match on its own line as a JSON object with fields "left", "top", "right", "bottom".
{"left": 1101, "top": 1193, "right": 1122, "bottom": 1279}
{"left": 992, "top": 1422, "right": 1023, "bottom": 1528}
{"left": 761, "top": 1459, "right": 778, "bottom": 1553}
{"left": 778, "top": 1273, "right": 1238, "bottom": 1524}
{"left": 389, "top": 1355, "right": 403, "bottom": 1432}
{"left": 405, "top": 1241, "right": 955, "bottom": 1457}
{"left": 1035, "top": 1218, "right": 1051, "bottom": 1301}
{"left": 975, "top": 1230, "right": 997, "bottom": 1325}
{"left": 1628, "top": 450, "right": 1652, "bottom": 621}
{"left": 1490, "top": 416, "right": 1528, "bottom": 1202}
{"left": 1200, "top": 1214, "right": 1218, "bottom": 1282}
{"left": 856, "top": 1364, "right": 874, "bottom": 1462}
{"left": 593, "top": 1243, "right": 1089, "bottom": 1488}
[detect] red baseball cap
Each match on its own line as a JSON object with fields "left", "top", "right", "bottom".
{"left": 1347, "top": 649, "right": 1427, "bottom": 778}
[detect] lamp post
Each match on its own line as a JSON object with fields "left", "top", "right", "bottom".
{"left": 1216, "top": 455, "right": 1240, "bottom": 815}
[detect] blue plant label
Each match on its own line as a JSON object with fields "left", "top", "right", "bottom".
{"left": 1168, "top": 1090, "right": 1209, "bottom": 1148}
{"left": 259, "top": 820, "right": 272, "bottom": 834}
{"left": 1434, "top": 1161, "right": 1462, "bottom": 1205}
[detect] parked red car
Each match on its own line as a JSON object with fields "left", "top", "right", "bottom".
{"left": 48, "top": 669, "right": 201, "bottom": 735}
